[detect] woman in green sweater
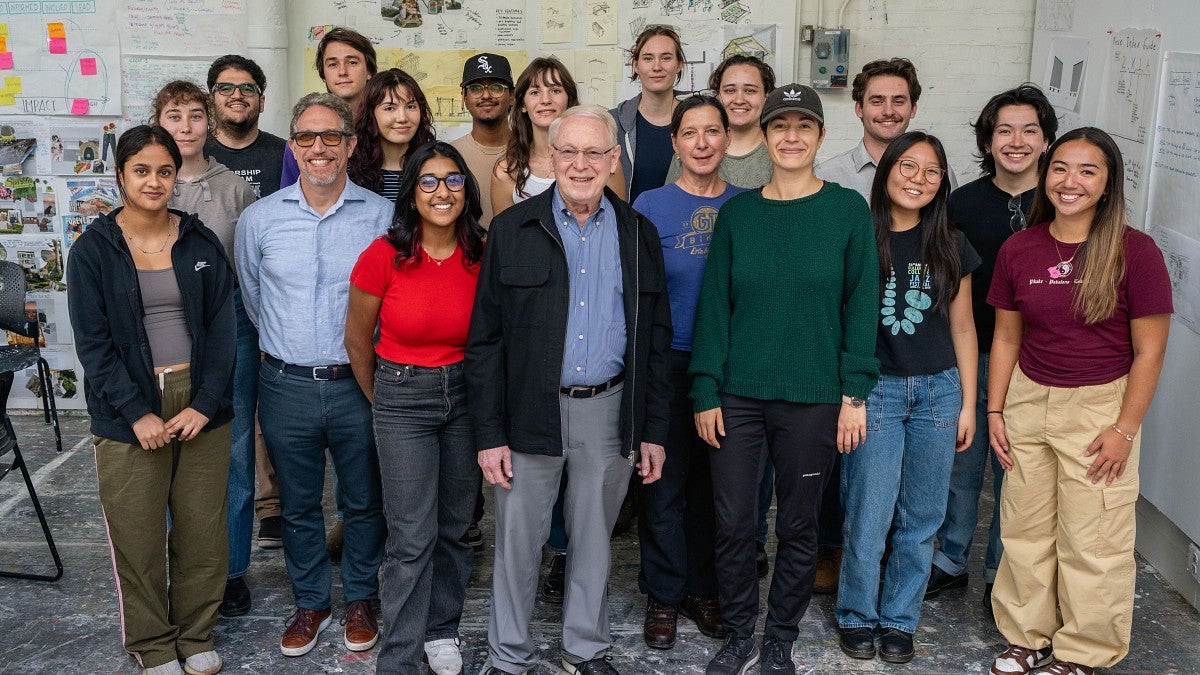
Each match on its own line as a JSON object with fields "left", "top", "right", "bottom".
{"left": 690, "top": 84, "right": 880, "bottom": 675}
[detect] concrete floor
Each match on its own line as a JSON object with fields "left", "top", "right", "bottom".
{"left": 1, "top": 412, "right": 1198, "bottom": 674}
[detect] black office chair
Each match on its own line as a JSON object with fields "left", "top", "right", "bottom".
{"left": 0, "top": 260, "right": 64, "bottom": 582}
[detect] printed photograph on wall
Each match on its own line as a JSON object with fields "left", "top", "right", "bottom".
{"left": 61, "top": 177, "right": 117, "bottom": 249}
{"left": 0, "top": 177, "right": 55, "bottom": 235}
{"left": 383, "top": 0, "right": 423, "bottom": 27}
{"left": 0, "top": 235, "right": 65, "bottom": 291}
{"left": 48, "top": 121, "right": 117, "bottom": 175}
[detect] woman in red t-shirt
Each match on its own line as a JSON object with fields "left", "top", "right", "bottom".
{"left": 345, "top": 141, "right": 485, "bottom": 675}
{"left": 985, "top": 127, "right": 1172, "bottom": 675}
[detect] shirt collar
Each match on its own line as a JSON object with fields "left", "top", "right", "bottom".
{"left": 552, "top": 185, "right": 610, "bottom": 223}
{"left": 851, "top": 141, "right": 875, "bottom": 172}
{"left": 281, "top": 177, "right": 368, "bottom": 219}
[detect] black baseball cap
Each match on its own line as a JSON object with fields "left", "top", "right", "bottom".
{"left": 461, "top": 53, "right": 513, "bottom": 88}
{"left": 761, "top": 83, "right": 824, "bottom": 126}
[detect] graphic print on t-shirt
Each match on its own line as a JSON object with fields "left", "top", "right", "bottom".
{"left": 881, "top": 263, "right": 933, "bottom": 335}
{"left": 674, "top": 205, "right": 718, "bottom": 256}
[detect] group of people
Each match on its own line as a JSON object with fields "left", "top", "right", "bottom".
{"left": 63, "top": 23, "right": 1172, "bottom": 675}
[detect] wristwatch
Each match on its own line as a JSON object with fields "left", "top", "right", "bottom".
{"left": 842, "top": 395, "right": 865, "bottom": 408}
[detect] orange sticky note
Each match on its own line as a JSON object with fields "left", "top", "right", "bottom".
{"left": 0, "top": 38, "right": 7, "bottom": 53}
{"left": 48, "top": 37, "right": 67, "bottom": 54}
{"left": 0, "top": 53, "right": 13, "bottom": 70}
{"left": 70, "top": 98, "right": 89, "bottom": 114}
{"left": 79, "top": 57, "right": 96, "bottom": 75}
{"left": 47, "top": 22, "right": 66, "bottom": 39}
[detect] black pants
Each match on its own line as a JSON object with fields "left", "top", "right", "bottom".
{"left": 710, "top": 393, "right": 838, "bottom": 641}
{"left": 637, "top": 350, "right": 718, "bottom": 604}
{"left": 818, "top": 454, "right": 844, "bottom": 547}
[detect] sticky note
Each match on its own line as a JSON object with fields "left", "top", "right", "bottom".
{"left": 0, "top": 25, "right": 8, "bottom": 38}
{"left": 0, "top": 94, "right": 13, "bottom": 106}
{"left": 47, "top": 22, "right": 66, "bottom": 39}
{"left": 0, "top": 53, "right": 13, "bottom": 70}
{"left": 79, "top": 57, "right": 96, "bottom": 75}
{"left": 70, "top": 98, "right": 89, "bottom": 115}
{"left": 0, "top": 38, "right": 7, "bottom": 53}
{"left": 48, "top": 37, "right": 67, "bottom": 54}
{"left": 4, "top": 76, "right": 19, "bottom": 88}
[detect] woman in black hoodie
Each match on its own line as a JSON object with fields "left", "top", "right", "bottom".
{"left": 66, "top": 125, "right": 235, "bottom": 675}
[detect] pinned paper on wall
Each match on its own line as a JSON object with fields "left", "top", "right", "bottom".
{"left": 69, "top": 98, "right": 89, "bottom": 115}
{"left": 0, "top": 53, "right": 13, "bottom": 70}
{"left": 48, "top": 37, "right": 67, "bottom": 55}
{"left": 4, "top": 76, "right": 21, "bottom": 93}
{"left": 47, "top": 22, "right": 66, "bottom": 39}
{"left": 0, "top": 24, "right": 8, "bottom": 37}
{"left": 0, "top": 94, "right": 13, "bottom": 106}
{"left": 0, "top": 38, "right": 7, "bottom": 53}
{"left": 79, "top": 57, "right": 97, "bottom": 75}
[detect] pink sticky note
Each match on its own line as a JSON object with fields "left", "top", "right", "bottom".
{"left": 48, "top": 37, "right": 67, "bottom": 54}
{"left": 0, "top": 53, "right": 12, "bottom": 70}
{"left": 70, "top": 98, "right": 89, "bottom": 114}
{"left": 79, "top": 57, "right": 97, "bottom": 75}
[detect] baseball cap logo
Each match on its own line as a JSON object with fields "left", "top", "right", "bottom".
{"left": 477, "top": 55, "right": 492, "bottom": 73}
{"left": 783, "top": 88, "right": 803, "bottom": 100}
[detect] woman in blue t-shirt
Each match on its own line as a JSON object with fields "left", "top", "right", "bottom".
{"left": 836, "top": 131, "right": 980, "bottom": 665}
{"left": 631, "top": 94, "right": 744, "bottom": 649}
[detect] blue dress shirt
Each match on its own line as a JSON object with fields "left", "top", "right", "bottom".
{"left": 235, "top": 180, "right": 392, "bottom": 366}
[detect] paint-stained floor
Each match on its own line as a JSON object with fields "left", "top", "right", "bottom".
{"left": 1, "top": 413, "right": 1198, "bottom": 673}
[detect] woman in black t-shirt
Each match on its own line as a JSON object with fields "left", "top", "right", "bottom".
{"left": 835, "top": 131, "right": 980, "bottom": 665}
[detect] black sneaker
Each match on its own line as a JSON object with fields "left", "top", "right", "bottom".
{"left": 562, "top": 655, "right": 620, "bottom": 674}
{"left": 759, "top": 637, "right": 795, "bottom": 674}
{"left": 923, "top": 564, "right": 968, "bottom": 599}
{"left": 463, "top": 521, "right": 484, "bottom": 552}
{"left": 257, "top": 515, "right": 283, "bottom": 549}
{"left": 707, "top": 633, "right": 760, "bottom": 675}
{"left": 218, "top": 576, "right": 251, "bottom": 617}
{"left": 539, "top": 552, "right": 566, "bottom": 604}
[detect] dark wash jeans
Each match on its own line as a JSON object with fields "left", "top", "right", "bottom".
{"left": 710, "top": 393, "right": 839, "bottom": 642}
{"left": 638, "top": 349, "right": 718, "bottom": 604}
{"left": 373, "top": 358, "right": 478, "bottom": 673}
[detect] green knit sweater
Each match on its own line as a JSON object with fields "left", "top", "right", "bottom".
{"left": 689, "top": 183, "right": 881, "bottom": 411}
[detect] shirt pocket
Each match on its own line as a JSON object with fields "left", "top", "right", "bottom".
{"left": 500, "top": 265, "right": 551, "bottom": 327}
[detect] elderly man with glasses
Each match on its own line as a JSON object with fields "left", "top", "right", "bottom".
{"left": 235, "top": 92, "right": 389, "bottom": 660}
{"left": 467, "top": 104, "right": 672, "bottom": 675}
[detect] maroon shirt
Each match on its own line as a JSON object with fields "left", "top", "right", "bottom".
{"left": 988, "top": 222, "right": 1173, "bottom": 387}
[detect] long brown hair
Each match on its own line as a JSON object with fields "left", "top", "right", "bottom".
{"left": 347, "top": 69, "right": 436, "bottom": 195}
{"left": 502, "top": 58, "right": 579, "bottom": 197}
{"left": 1028, "top": 127, "right": 1127, "bottom": 324}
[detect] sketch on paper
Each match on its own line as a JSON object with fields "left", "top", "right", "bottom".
{"left": 1043, "top": 37, "right": 1088, "bottom": 112}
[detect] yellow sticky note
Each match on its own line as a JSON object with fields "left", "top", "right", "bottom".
{"left": 0, "top": 24, "right": 8, "bottom": 38}
{"left": 47, "top": 22, "right": 66, "bottom": 39}
{"left": 0, "top": 94, "right": 15, "bottom": 106}
{"left": 5, "top": 76, "right": 20, "bottom": 89}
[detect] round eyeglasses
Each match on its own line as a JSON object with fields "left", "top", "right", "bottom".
{"left": 417, "top": 173, "right": 467, "bottom": 193}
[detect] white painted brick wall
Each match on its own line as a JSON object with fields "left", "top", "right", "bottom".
{"left": 804, "top": 0, "right": 1036, "bottom": 183}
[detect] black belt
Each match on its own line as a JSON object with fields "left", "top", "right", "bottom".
{"left": 264, "top": 354, "right": 354, "bottom": 381}
{"left": 560, "top": 372, "right": 624, "bottom": 398}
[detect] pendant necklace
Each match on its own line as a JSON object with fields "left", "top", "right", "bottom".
{"left": 1048, "top": 230, "right": 1082, "bottom": 280}
{"left": 422, "top": 246, "right": 454, "bottom": 267}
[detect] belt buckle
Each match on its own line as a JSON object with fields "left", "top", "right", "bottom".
{"left": 312, "top": 365, "right": 336, "bottom": 381}
{"left": 565, "top": 384, "right": 592, "bottom": 398}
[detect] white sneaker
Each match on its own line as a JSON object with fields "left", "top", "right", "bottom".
{"left": 183, "top": 650, "right": 222, "bottom": 675}
{"left": 424, "top": 637, "right": 463, "bottom": 675}
{"left": 142, "top": 661, "right": 183, "bottom": 675}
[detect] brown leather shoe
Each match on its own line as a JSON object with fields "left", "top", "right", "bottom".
{"left": 280, "top": 607, "right": 332, "bottom": 657}
{"left": 679, "top": 594, "right": 724, "bottom": 639}
{"left": 813, "top": 545, "right": 841, "bottom": 595}
{"left": 643, "top": 597, "right": 677, "bottom": 649}
{"left": 343, "top": 600, "right": 379, "bottom": 652}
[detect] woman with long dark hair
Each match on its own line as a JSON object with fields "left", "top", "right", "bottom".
{"left": 345, "top": 141, "right": 485, "bottom": 675}
{"left": 987, "top": 128, "right": 1172, "bottom": 675}
{"left": 835, "top": 131, "right": 979, "bottom": 665}
{"left": 347, "top": 68, "right": 437, "bottom": 201}
{"left": 67, "top": 125, "right": 235, "bottom": 675}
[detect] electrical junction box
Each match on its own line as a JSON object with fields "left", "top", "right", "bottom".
{"left": 811, "top": 29, "right": 850, "bottom": 89}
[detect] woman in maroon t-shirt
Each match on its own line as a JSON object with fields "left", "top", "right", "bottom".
{"left": 985, "top": 127, "right": 1172, "bottom": 675}
{"left": 344, "top": 141, "right": 485, "bottom": 674}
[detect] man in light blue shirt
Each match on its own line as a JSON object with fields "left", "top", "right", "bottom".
{"left": 235, "top": 92, "right": 390, "bottom": 659}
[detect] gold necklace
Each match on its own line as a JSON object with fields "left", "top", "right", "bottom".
{"left": 422, "top": 245, "right": 455, "bottom": 266}
{"left": 120, "top": 213, "right": 174, "bottom": 255}
{"left": 1049, "top": 226, "right": 1084, "bottom": 279}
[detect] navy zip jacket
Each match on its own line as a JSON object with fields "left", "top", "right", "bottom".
{"left": 465, "top": 186, "right": 672, "bottom": 459}
{"left": 67, "top": 207, "right": 236, "bottom": 445}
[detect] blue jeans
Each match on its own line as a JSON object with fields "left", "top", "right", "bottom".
{"left": 226, "top": 289, "right": 257, "bottom": 579}
{"left": 373, "top": 359, "right": 478, "bottom": 672}
{"left": 257, "top": 361, "right": 384, "bottom": 609}
{"left": 837, "top": 368, "right": 962, "bottom": 633}
{"left": 934, "top": 353, "right": 1003, "bottom": 582}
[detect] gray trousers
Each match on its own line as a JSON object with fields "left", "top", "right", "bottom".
{"left": 488, "top": 384, "right": 633, "bottom": 672}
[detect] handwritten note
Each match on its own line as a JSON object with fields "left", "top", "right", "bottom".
{"left": 4, "top": 76, "right": 21, "bottom": 93}
{"left": 48, "top": 37, "right": 67, "bottom": 54}
{"left": 70, "top": 98, "right": 89, "bottom": 115}
{"left": 0, "top": 53, "right": 13, "bottom": 70}
{"left": 47, "top": 22, "right": 66, "bottom": 39}
{"left": 79, "top": 57, "right": 97, "bottom": 75}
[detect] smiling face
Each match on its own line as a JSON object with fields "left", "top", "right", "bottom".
{"left": 634, "top": 35, "right": 683, "bottom": 94}
{"left": 157, "top": 98, "right": 208, "bottom": 161}
{"left": 118, "top": 142, "right": 176, "bottom": 212}
{"left": 322, "top": 42, "right": 371, "bottom": 104}
{"left": 717, "top": 64, "right": 767, "bottom": 131}
{"left": 855, "top": 74, "right": 917, "bottom": 147}
{"left": 415, "top": 155, "right": 465, "bottom": 233}
{"left": 461, "top": 78, "right": 513, "bottom": 124}
{"left": 672, "top": 104, "right": 729, "bottom": 179}
{"left": 522, "top": 70, "right": 570, "bottom": 130}
{"left": 988, "top": 103, "right": 1048, "bottom": 180}
{"left": 551, "top": 115, "right": 618, "bottom": 210}
{"left": 764, "top": 110, "right": 823, "bottom": 173}
{"left": 374, "top": 85, "right": 422, "bottom": 149}
{"left": 885, "top": 141, "right": 943, "bottom": 224}
{"left": 290, "top": 105, "right": 356, "bottom": 189}
{"left": 1044, "top": 138, "right": 1108, "bottom": 221}
{"left": 211, "top": 67, "right": 264, "bottom": 131}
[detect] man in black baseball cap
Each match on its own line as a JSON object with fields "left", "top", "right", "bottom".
{"left": 451, "top": 53, "right": 516, "bottom": 229}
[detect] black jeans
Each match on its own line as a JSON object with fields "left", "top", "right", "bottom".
{"left": 638, "top": 350, "right": 718, "bottom": 604}
{"left": 710, "top": 393, "right": 839, "bottom": 642}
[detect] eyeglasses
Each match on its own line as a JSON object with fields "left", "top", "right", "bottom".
{"left": 291, "top": 130, "right": 350, "bottom": 147}
{"left": 552, "top": 144, "right": 615, "bottom": 163}
{"left": 465, "top": 82, "right": 510, "bottom": 95}
{"left": 675, "top": 89, "right": 717, "bottom": 101}
{"left": 212, "top": 82, "right": 262, "bottom": 97}
{"left": 417, "top": 173, "right": 467, "bottom": 193}
{"left": 897, "top": 159, "right": 945, "bottom": 183}
{"left": 1007, "top": 194, "right": 1027, "bottom": 232}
